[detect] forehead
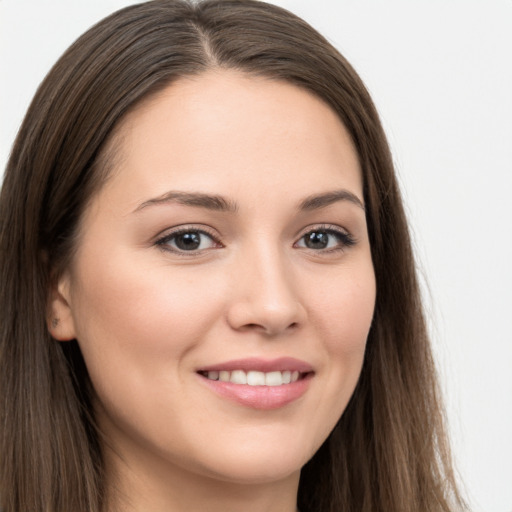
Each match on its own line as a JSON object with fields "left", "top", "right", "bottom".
{"left": 94, "top": 70, "right": 363, "bottom": 214}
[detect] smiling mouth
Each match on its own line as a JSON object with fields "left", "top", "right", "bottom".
{"left": 198, "top": 369, "right": 310, "bottom": 387}
{"left": 197, "top": 359, "right": 314, "bottom": 409}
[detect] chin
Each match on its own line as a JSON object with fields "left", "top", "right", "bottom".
{"left": 186, "top": 433, "right": 317, "bottom": 485}
{"left": 200, "top": 456, "right": 305, "bottom": 485}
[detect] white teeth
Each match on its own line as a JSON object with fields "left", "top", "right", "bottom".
{"left": 219, "top": 370, "right": 230, "bottom": 382}
{"left": 203, "top": 369, "right": 305, "bottom": 386}
{"left": 247, "top": 371, "right": 266, "bottom": 386}
{"left": 230, "top": 370, "right": 247, "bottom": 384}
{"left": 265, "top": 371, "right": 283, "bottom": 386}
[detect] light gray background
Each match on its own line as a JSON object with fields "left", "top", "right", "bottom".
{"left": 1, "top": 1, "right": 511, "bottom": 511}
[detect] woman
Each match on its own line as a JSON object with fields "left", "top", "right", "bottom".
{"left": 0, "top": 1, "right": 466, "bottom": 511}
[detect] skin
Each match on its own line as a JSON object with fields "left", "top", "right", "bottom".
{"left": 50, "top": 70, "right": 376, "bottom": 512}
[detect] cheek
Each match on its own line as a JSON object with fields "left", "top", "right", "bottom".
{"left": 280, "top": 262, "right": 375, "bottom": 458}
{"left": 68, "top": 255, "right": 230, "bottom": 449}
{"left": 311, "top": 262, "right": 375, "bottom": 405}
{"left": 69, "top": 254, "right": 226, "bottom": 385}
{"left": 313, "top": 262, "right": 376, "bottom": 352}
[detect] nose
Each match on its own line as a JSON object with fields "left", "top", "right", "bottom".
{"left": 226, "top": 247, "right": 307, "bottom": 337}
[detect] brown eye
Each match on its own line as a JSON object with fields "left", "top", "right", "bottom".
{"left": 296, "top": 227, "right": 356, "bottom": 251}
{"left": 174, "top": 232, "right": 202, "bottom": 250}
{"left": 303, "top": 231, "right": 330, "bottom": 249}
{"left": 156, "top": 229, "right": 219, "bottom": 253}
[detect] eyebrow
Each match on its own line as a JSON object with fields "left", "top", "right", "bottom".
{"left": 299, "top": 190, "right": 365, "bottom": 211}
{"left": 133, "top": 191, "right": 239, "bottom": 213}
{"left": 133, "top": 188, "right": 364, "bottom": 214}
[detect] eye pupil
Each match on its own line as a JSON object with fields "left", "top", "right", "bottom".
{"left": 175, "top": 232, "right": 201, "bottom": 250}
{"left": 305, "top": 231, "right": 329, "bottom": 249}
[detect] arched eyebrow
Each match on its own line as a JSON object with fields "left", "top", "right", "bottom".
{"left": 299, "top": 190, "right": 365, "bottom": 211}
{"left": 133, "top": 191, "right": 239, "bottom": 213}
{"left": 133, "top": 188, "right": 364, "bottom": 214}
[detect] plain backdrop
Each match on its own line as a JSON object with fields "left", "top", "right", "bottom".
{"left": 1, "top": 1, "right": 511, "bottom": 511}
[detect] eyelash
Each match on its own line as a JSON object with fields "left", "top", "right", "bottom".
{"left": 154, "top": 224, "right": 356, "bottom": 256}
{"left": 155, "top": 226, "right": 221, "bottom": 255}
{"left": 294, "top": 224, "right": 356, "bottom": 253}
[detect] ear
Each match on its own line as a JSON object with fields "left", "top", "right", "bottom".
{"left": 48, "top": 272, "right": 77, "bottom": 341}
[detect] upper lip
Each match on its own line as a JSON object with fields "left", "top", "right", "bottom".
{"left": 197, "top": 357, "right": 314, "bottom": 373}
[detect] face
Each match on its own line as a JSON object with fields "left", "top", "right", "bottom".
{"left": 52, "top": 71, "right": 375, "bottom": 488}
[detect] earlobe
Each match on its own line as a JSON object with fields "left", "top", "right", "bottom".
{"left": 48, "top": 273, "right": 77, "bottom": 341}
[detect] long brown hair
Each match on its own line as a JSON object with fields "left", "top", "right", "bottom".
{"left": 0, "top": 1, "right": 466, "bottom": 511}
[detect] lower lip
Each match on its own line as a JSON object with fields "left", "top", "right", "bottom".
{"left": 199, "top": 374, "right": 312, "bottom": 410}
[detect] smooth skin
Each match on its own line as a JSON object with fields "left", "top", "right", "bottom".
{"left": 50, "top": 70, "right": 376, "bottom": 512}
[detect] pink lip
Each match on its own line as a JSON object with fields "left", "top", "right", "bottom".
{"left": 198, "top": 357, "right": 313, "bottom": 373}
{"left": 197, "top": 357, "right": 314, "bottom": 410}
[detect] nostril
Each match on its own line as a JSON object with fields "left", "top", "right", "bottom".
{"left": 226, "top": 298, "right": 306, "bottom": 335}
{"left": 241, "top": 322, "right": 300, "bottom": 336}
{"left": 240, "top": 323, "right": 261, "bottom": 331}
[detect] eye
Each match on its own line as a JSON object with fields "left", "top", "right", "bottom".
{"left": 295, "top": 226, "right": 355, "bottom": 251}
{"left": 155, "top": 228, "right": 220, "bottom": 253}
